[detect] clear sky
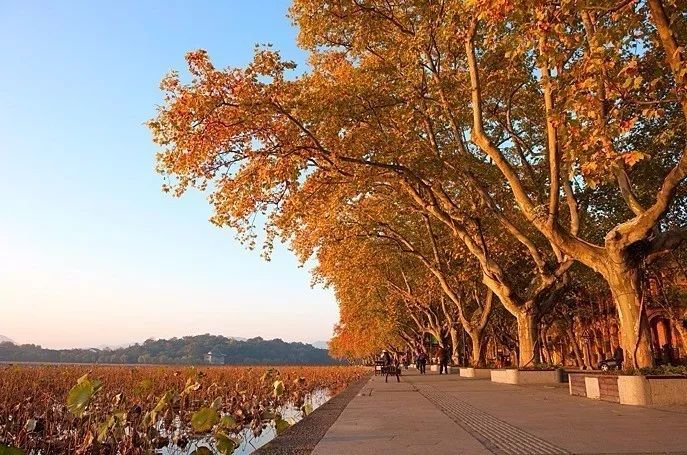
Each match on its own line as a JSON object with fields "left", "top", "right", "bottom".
{"left": 0, "top": 1, "right": 338, "bottom": 349}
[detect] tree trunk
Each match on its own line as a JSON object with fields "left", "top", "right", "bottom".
{"left": 605, "top": 265, "right": 653, "bottom": 368}
{"left": 467, "top": 329, "right": 486, "bottom": 367}
{"left": 567, "top": 326, "right": 585, "bottom": 368}
{"left": 609, "top": 320, "right": 620, "bottom": 351}
{"left": 592, "top": 329, "right": 604, "bottom": 365}
{"left": 450, "top": 327, "right": 460, "bottom": 364}
{"left": 674, "top": 320, "right": 687, "bottom": 357}
{"left": 516, "top": 308, "right": 540, "bottom": 367}
{"left": 600, "top": 317, "right": 612, "bottom": 356}
{"left": 540, "top": 326, "right": 552, "bottom": 364}
{"left": 491, "top": 290, "right": 540, "bottom": 367}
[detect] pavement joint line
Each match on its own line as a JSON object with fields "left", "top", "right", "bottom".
{"left": 414, "top": 382, "right": 570, "bottom": 455}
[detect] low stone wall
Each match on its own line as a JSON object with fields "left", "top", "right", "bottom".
{"left": 599, "top": 375, "right": 620, "bottom": 403}
{"left": 569, "top": 373, "right": 619, "bottom": 403}
{"left": 647, "top": 377, "right": 687, "bottom": 405}
{"left": 569, "top": 373, "right": 587, "bottom": 397}
{"left": 617, "top": 376, "right": 649, "bottom": 406}
{"left": 490, "top": 369, "right": 518, "bottom": 384}
{"left": 569, "top": 373, "right": 687, "bottom": 406}
{"left": 459, "top": 367, "right": 492, "bottom": 379}
{"left": 491, "top": 369, "right": 561, "bottom": 385}
{"left": 618, "top": 376, "right": 687, "bottom": 406}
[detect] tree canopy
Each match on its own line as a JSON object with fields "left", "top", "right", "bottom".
{"left": 149, "top": 0, "right": 687, "bottom": 368}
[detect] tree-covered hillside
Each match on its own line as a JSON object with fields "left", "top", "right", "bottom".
{"left": 0, "top": 334, "right": 337, "bottom": 365}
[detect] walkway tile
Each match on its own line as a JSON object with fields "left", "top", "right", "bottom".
{"left": 312, "top": 370, "right": 687, "bottom": 454}
{"left": 312, "top": 375, "right": 490, "bottom": 454}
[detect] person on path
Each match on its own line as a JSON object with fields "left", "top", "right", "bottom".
{"left": 438, "top": 346, "right": 450, "bottom": 374}
{"left": 613, "top": 346, "right": 624, "bottom": 370}
{"left": 379, "top": 349, "right": 400, "bottom": 383}
{"left": 417, "top": 351, "right": 427, "bottom": 374}
{"left": 381, "top": 349, "right": 392, "bottom": 366}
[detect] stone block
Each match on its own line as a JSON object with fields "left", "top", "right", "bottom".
{"left": 617, "top": 375, "right": 650, "bottom": 406}
{"left": 459, "top": 367, "right": 492, "bottom": 378}
{"left": 584, "top": 376, "right": 600, "bottom": 399}
{"left": 491, "top": 369, "right": 561, "bottom": 385}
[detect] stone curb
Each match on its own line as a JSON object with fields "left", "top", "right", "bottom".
{"left": 255, "top": 373, "right": 372, "bottom": 454}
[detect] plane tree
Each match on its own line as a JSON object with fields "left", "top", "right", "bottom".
{"left": 149, "top": 0, "right": 687, "bottom": 368}
{"left": 290, "top": 0, "right": 687, "bottom": 367}
{"left": 149, "top": 44, "right": 571, "bottom": 366}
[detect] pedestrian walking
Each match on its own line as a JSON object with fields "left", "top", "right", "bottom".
{"left": 438, "top": 346, "right": 450, "bottom": 374}
{"left": 417, "top": 351, "right": 427, "bottom": 374}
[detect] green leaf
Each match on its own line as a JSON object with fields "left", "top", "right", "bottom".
{"left": 97, "top": 415, "right": 116, "bottom": 443}
{"left": 215, "top": 433, "right": 238, "bottom": 454}
{"left": 142, "top": 391, "right": 173, "bottom": 428}
{"left": 90, "top": 378, "right": 103, "bottom": 393}
{"left": 153, "top": 391, "right": 173, "bottom": 413}
{"left": 261, "top": 368, "right": 278, "bottom": 382}
{"left": 141, "top": 411, "right": 154, "bottom": 428}
{"left": 67, "top": 379, "right": 98, "bottom": 417}
{"left": 275, "top": 417, "right": 290, "bottom": 434}
{"left": 219, "top": 414, "right": 237, "bottom": 429}
{"left": 0, "top": 444, "right": 24, "bottom": 455}
{"left": 191, "top": 407, "right": 219, "bottom": 433}
{"left": 134, "top": 378, "right": 152, "bottom": 395}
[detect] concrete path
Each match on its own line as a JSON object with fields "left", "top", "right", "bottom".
{"left": 312, "top": 370, "right": 687, "bottom": 455}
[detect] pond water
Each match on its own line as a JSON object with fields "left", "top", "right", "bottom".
{"left": 159, "top": 388, "right": 331, "bottom": 455}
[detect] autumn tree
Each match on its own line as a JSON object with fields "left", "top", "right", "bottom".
{"left": 290, "top": 0, "right": 687, "bottom": 367}
{"left": 296, "top": 182, "right": 459, "bottom": 359}
{"left": 149, "top": 0, "right": 687, "bottom": 368}
{"left": 150, "top": 37, "right": 572, "bottom": 367}
{"left": 321, "top": 234, "right": 413, "bottom": 360}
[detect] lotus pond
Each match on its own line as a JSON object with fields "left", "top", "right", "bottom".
{"left": 0, "top": 364, "right": 366, "bottom": 454}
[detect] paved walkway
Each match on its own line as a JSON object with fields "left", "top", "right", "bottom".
{"left": 311, "top": 370, "right": 687, "bottom": 455}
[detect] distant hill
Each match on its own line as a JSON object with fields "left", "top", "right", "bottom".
{"left": 93, "top": 336, "right": 247, "bottom": 351}
{"left": 0, "top": 335, "right": 14, "bottom": 344}
{"left": 0, "top": 334, "right": 338, "bottom": 365}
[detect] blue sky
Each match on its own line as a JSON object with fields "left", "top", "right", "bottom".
{"left": 0, "top": 1, "right": 338, "bottom": 349}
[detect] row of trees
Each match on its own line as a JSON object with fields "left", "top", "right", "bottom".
{"left": 149, "top": 0, "right": 687, "bottom": 368}
{"left": 0, "top": 335, "right": 335, "bottom": 365}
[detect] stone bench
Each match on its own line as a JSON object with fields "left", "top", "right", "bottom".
{"left": 381, "top": 364, "right": 401, "bottom": 383}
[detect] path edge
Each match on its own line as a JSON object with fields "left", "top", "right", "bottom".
{"left": 255, "top": 372, "right": 372, "bottom": 454}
